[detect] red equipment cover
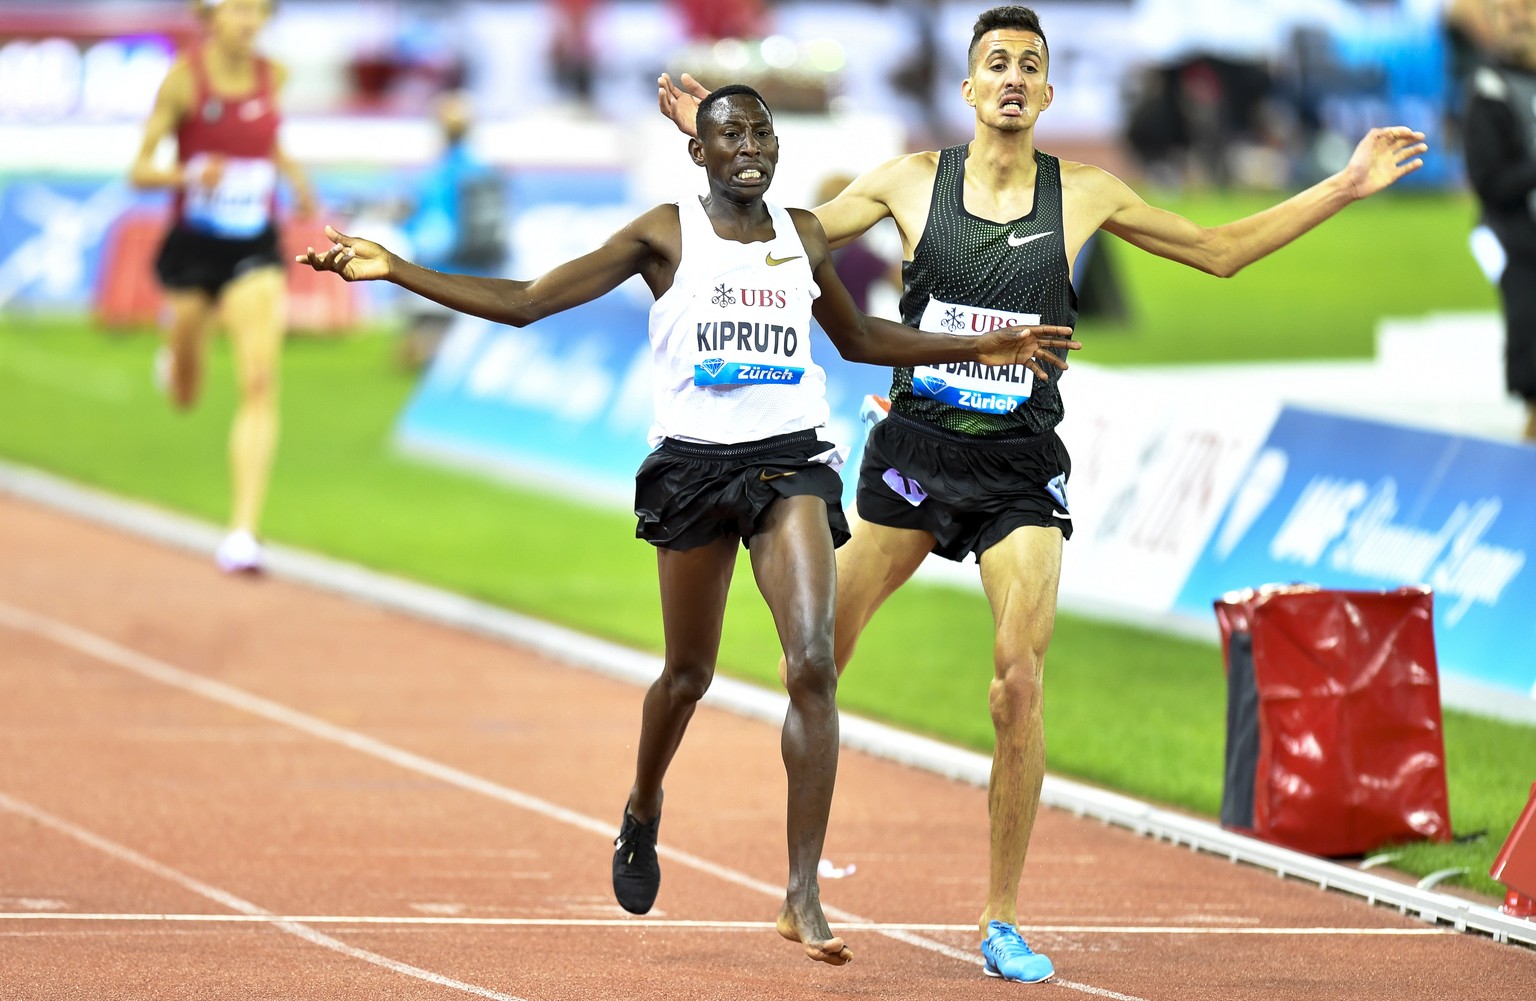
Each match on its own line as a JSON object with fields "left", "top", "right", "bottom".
{"left": 1491, "top": 783, "right": 1536, "bottom": 902}
{"left": 1217, "top": 585, "right": 1451, "bottom": 857}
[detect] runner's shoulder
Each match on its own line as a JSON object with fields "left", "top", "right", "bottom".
{"left": 157, "top": 56, "right": 196, "bottom": 106}
{"left": 785, "top": 206, "right": 832, "bottom": 263}
{"left": 848, "top": 150, "right": 941, "bottom": 197}
{"left": 1058, "top": 158, "right": 1139, "bottom": 205}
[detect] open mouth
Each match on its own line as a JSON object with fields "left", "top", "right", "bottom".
{"left": 1000, "top": 96, "right": 1025, "bottom": 116}
{"left": 734, "top": 167, "right": 766, "bottom": 183}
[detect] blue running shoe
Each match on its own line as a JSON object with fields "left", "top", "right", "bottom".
{"left": 980, "top": 920, "right": 1054, "bottom": 983}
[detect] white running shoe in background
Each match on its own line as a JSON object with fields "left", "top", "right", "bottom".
{"left": 153, "top": 345, "right": 173, "bottom": 395}
{"left": 215, "top": 530, "right": 263, "bottom": 574}
{"left": 860, "top": 393, "right": 891, "bottom": 430}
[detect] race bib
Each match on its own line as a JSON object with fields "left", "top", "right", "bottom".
{"left": 911, "top": 297, "right": 1040, "bottom": 414}
{"left": 691, "top": 285, "right": 806, "bottom": 386}
{"left": 184, "top": 156, "right": 276, "bottom": 238}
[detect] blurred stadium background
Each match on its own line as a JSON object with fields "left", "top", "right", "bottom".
{"left": 2, "top": 0, "right": 1535, "bottom": 901}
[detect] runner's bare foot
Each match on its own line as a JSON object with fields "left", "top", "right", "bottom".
{"left": 777, "top": 900, "right": 852, "bottom": 966}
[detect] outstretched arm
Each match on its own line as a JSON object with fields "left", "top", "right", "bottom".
{"left": 298, "top": 208, "right": 672, "bottom": 326}
{"left": 1094, "top": 126, "right": 1427, "bottom": 278}
{"left": 795, "top": 211, "right": 1079, "bottom": 374}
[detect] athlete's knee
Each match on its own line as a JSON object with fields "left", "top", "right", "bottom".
{"left": 783, "top": 650, "right": 838, "bottom": 706}
{"left": 659, "top": 659, "right": 714, "bottom": 706}
{"left": 989, "top": 653, "right": 1044, "bottom": 723}
{"left": 238, "top": 366, "right": 279, "bottom": 403}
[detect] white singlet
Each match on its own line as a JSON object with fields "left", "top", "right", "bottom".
{"left": 646, "top": 196, "right": 828, "bottom": 446}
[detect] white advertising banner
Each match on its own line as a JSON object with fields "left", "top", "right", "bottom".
{"left": 1052, "top": 363, "right": 1280, "bottom": 618}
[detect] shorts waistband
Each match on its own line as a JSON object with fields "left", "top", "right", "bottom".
{"left": 886, "top": 410, "right": 1054, "bottom": 451}
{"left": 659, "top": 428, "right": 819, "bottom": 458}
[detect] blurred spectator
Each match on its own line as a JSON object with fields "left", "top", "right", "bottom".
{"left": 815, "top": 173, "right": 900, "bottom": 316}
{"left": 550, "top": 0, "right": 597, "bottom": 104}
{"left": 1447, "top": 0, "right": 1500, "bottom": 82}
{"left": 888, "top": 0, "right": 944, "bottom": 150}
{"left": 1463, "top": 0, "right": 1536, "bottom": 441}
{"left": 1123, "top": 66, "right": 1191, "bottom": 188}
{"left": 673, "top": 0, "right": 766, "bottom": 42}
{"left": 400, "top": 90, "right": 508, "bottom": 367}
{"left": 1122, "top": 55, "right": 1276, "bottom": 189}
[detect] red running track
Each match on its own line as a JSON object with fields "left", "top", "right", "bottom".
{"left": 1, "top": 493, "right": 1532, "bottom": 1000}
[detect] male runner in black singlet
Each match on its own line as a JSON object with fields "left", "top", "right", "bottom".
{"left": 659, "top": 5, "right": 1427, "bottom": 983}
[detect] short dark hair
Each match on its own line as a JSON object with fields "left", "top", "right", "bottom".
{"left": 967, "top": 6, "right": 1049, "bottom": 72}
{"left": 696, "top": 84, "right": 772, "bottom": 138}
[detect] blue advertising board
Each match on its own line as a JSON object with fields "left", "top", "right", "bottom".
{"left": 0, "top": 177, "right": 140, "bottom": 311}
{"left": 1176, "top": 406, "right": 1536, "bottom": 703}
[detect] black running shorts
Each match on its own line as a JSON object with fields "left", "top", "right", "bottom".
{"left": 855, "top": 411, "right": 1072, "bottom": 562}
{"left": 634, "top": 429, "right": 850, "bottom": 551}
{"left": 154, "top": 223, "right": 282, "bottom": 296}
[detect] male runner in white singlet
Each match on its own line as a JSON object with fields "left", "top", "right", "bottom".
{"left": 298, "top": 85, "right": 1079, "bottom": 966}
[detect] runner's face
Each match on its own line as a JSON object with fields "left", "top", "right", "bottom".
{"left": 206, "top": 0, "right": 271, "bottom": 53}
{"left": 690, "top": 96, "right": 778, "bottom": 202}
{"left": 963, "top": 30, "right": 1052, "bottom": 133}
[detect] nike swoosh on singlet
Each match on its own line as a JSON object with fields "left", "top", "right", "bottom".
{"left": 1007, "top": 231, "right": 1054, "bottom": 247}
{"left": 765, "top": 252, "right": 803, "bottom": 266}
{"left": 759, "top": 469, "right": 798, "bottom": 481}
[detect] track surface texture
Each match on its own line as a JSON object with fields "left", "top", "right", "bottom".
{"left": 1, "top": 493, "right": 1532, "bottom": 1000}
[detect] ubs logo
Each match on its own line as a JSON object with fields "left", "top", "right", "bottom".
{"left": 712, "top": 284, "right": 737, "bottom": 307}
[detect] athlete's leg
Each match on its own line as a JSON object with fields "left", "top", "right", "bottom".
{"left": 749, "top": 493, "right": 851, "bottom": 965}
{"left": 975, "top": 524, "right": 1063, "bottom": 931}
{"left": 627, "top": 536, "right": 738, "bottom": 821}
{"left": 1524, "top": 400, "right": 1536, "bottom": 443}
{"left": 776, "top": 513, "right": 934, "bottom": 684}
{"left": 160, "top": 288, "right": 216, "bottom": 409}
{"left": 219, "top": 267, "right": 287, "bottom": 534}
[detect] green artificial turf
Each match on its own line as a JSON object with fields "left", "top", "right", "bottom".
{"left": 0, "top": 191, "right": 1526, "bottom": 900}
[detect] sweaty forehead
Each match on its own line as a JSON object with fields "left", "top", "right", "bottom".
{"left": 701, "top": 97, "right": 772, "bottom": 134}
{"left": 978, "top": 30, "right": 1045, "bottom": 57}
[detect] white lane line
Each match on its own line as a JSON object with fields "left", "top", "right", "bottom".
{"left": 0, "top": 913, "right": 1455, "bottom": 935}
{"left": 0, "top": 792, "right": 527, "bottom": 1001}
{"left": 1053, "top": 980, "right": 1156, "bottom": 1001}
{"left": 0, "top": 599, "right": 1147, "bottom": 1000}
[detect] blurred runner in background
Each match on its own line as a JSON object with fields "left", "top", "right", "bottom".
{"left": 130, "top": 0, "right": 315, "bottom": 573}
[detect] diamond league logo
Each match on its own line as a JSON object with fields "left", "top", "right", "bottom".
{"left": 916, "top": 374, "right": 949, "bottom": 396}
{"left": 700, "top": 357, "right": 727, "bottom": 378}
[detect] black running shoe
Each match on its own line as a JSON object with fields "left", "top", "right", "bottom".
{"left": 612, "top": 808, "right": 661, "bottom": 914}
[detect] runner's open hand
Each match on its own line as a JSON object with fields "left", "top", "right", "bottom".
{"left": 657, "top": 72, "right": 709, "bottom": 138}
{"left": 295, "top": 225, "right": 391, "bottom": 282}
{"left": 1342, "top": 126, "right": 1427, "bottom": 200}
{"left": 974, "top": 325, "right": 1080, "bottom": 382}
